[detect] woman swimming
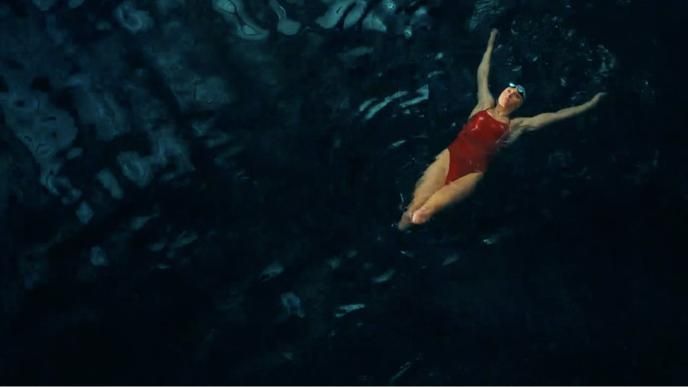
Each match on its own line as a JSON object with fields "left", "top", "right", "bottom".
{"left": 398, "top": 28, "right": 606, "bottom": 230}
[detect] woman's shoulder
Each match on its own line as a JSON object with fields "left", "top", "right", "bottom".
{"left": 468, "top": 106, "right": 491, "bottom": 120}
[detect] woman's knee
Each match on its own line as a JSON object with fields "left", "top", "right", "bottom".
{"left": 411, "top": 205, "right": 435, "bottom": 224}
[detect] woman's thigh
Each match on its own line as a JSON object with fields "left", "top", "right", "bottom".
{"left": 442, "top": 170, "right": 483, "bottom": 205}
{"left": 418, "top": 149, "right": 450, "bottom": 188}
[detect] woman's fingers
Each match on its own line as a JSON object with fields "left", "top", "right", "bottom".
{"left": 489, "top": 28, "right": 498, "bottom": 42}
{"left": 592, "top": 92, "right": 607, "bottom": 105}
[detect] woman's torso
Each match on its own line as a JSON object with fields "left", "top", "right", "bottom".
{"left": 448, "top": 109, "right": 510, "bottom": 158}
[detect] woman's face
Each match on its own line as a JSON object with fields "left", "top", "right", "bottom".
{"left": 498, "top": 87, "right": 524, "bottom": 111}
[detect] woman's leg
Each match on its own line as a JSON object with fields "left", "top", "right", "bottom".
{"left": 397, "top": 149, "right": 450, "bottom": 230}
{"left": 411, "top": 171, "right": 483, "bottom": 225}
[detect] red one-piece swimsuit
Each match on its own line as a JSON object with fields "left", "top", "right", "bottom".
{"left": 444, "top": 109, "right": 510, "bottom": 185}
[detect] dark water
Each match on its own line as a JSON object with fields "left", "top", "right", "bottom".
{"left": 0, "top": 0, "right": 685, "bottom": 384}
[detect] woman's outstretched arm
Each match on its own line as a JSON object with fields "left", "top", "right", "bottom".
{"left": 509, "top": 92, "right": 607, "bottom": 135}
{"left": 470, "top": 29, "right": 498, "bottom": 116}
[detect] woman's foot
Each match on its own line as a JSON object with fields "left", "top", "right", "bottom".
{"left": 397, "top": 211, "right": 413, "bottom": 231}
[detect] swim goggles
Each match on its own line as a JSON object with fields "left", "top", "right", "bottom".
{"left": 508, "top": 82, "right": 526, "bottom": 99}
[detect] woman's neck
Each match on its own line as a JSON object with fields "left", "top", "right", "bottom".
{"left": 492, "top": 105, "right": 510, "bottom": 118}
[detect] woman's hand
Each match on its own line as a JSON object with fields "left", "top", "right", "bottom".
{"left": 488, "top": 28, "right": 498, "bottom": 46}
{"left": 589, "top": 92, "right": 607, "bottom": 107}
